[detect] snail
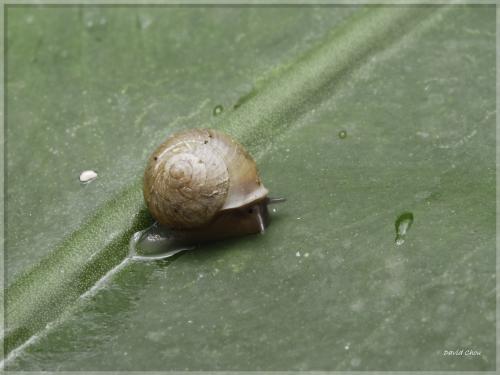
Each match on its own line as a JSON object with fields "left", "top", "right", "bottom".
{"left": 143, "top": 128, "right": 283, "bottom": 244}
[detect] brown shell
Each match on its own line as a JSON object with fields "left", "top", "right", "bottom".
{"left": 144, "top": 128, "right": 268, "bottom": 229}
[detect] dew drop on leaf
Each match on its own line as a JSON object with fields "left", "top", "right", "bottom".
{"left": 395, "top": 212, "right": 414, "bottom": 246}
{"left": 129, "top": 222, "right": 194, "bottom": 261}
{"left": 213, "top": 104, "right": 224, "bottom": 116}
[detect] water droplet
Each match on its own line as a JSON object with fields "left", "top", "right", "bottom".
{"left": 296, "top": 251, "right": 301, "bottom": 257}
{"left": 129, "top": 222, "right": 194, "bottom": 261}
{"left": 79, "top": 170, "right": 98, "bottom": 183}
{"left": 338, "top": 130, "right": 347, "bottom": 139}
{"left": 395, "top": 212, "right": 414, "bottom": 246}
{"left": 213, "top": 105, "right": 223, "bottom": 116}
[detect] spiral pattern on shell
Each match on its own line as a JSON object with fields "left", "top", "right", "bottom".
{"left": 144, "top": 130, "right": 230, "bottom": 229}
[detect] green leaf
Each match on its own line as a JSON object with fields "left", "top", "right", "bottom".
{"left": 4, "top": 4, "right": 495, "bottom": 371}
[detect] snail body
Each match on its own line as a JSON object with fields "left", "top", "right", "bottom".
{"left": 144, "top": 128, "right": 277, "bottom": 243}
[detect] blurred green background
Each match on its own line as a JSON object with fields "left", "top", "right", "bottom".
{"left": 4, "top": 4, "right": 495, "bottom": 371}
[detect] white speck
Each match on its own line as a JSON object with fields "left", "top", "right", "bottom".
{"left": 296, "top": 217, "right": 302, "bottom": 220}
{"left": 86, "top": 20, "right": 94, "bottom": 28}
{"left": 138, "top": 15, "right": 153, "bottom": 29}
{"left": 187, "top": 320, "right": 193, "bottom": 324}
{"left": 123, "top": 352, "right": 128, "bottom": 356}
{"left": 285, "top": 148, "right": 290, "bottom": 152}
{"left": 304, "top": 252, "right": 309, "bottom": 258}
{"left": 272, "top": 208, "right": 277, "bottom": 213}
{"left": 415, "top": 190, "right": 431, "bottom": 201}
{"left": 416, "top": 131, "right": 429, "bottom": 138}
{"left": 48, "top": 147, "right": 59, "bottom": 155}
{"left": 146, "top": 331, "right": 164, "bottom": 342}
{"left": 350, "top": 300, "right": 364, "bottom": 312}
{"left": 296, "top": 251, "right": 301, "bottom": 257}
{"left": 350, "top": 357, "right": 361, "bottom": 367}
{"left": 395, "top": 237, "right": 405, "bottom": 246}
{"left": 344, "top": 344, "right": 350, "bottom": 350}
{"left": 99, "top": 17, "right": 107, "bottom": 25}
{"left": 25, "top": 15, "right": 34, "bottom": 24}
{"left": 79, "top": 170, "right": 98, "bottom": 183}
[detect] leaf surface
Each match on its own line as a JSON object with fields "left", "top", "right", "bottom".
{"left": 5, "top": 4, "right": 495, "bottom": 371}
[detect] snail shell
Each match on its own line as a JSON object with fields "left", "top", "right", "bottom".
{"left": 144, "top": 128, "right": 270, "bottom": 242}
